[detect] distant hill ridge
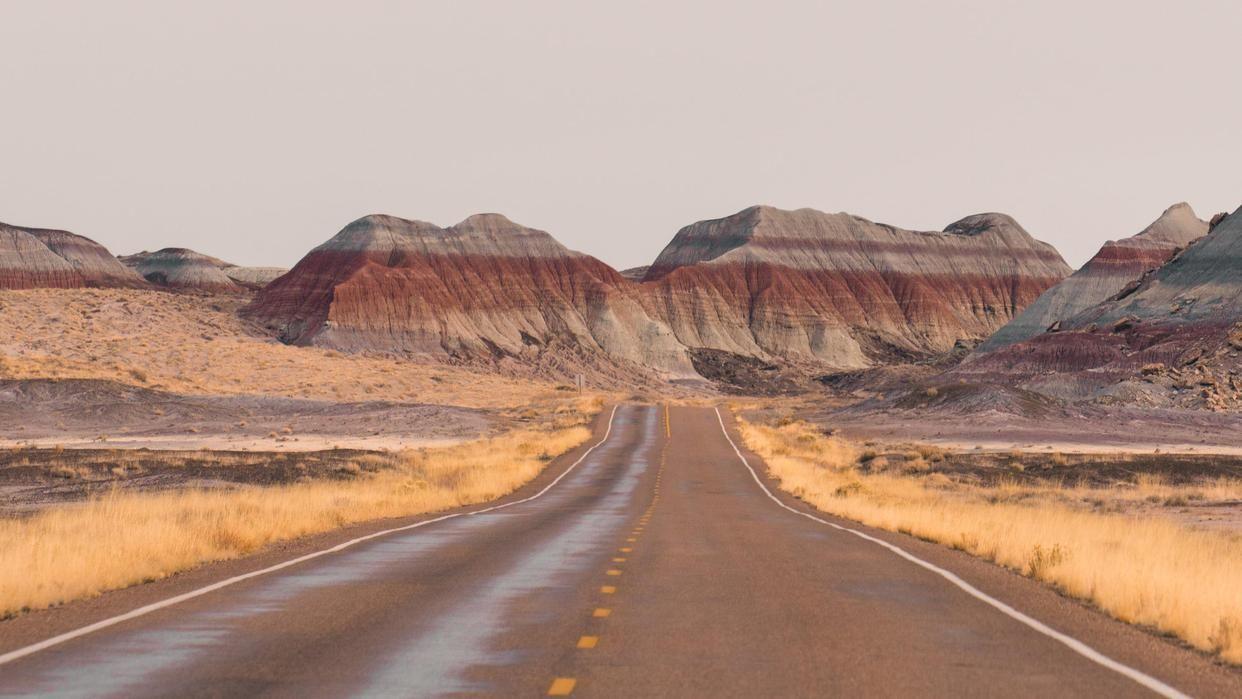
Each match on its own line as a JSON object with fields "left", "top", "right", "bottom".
{"left": 121, "top": 248, "right": 287, "bottom": 292}
{"left": 0, "top": 222, "right": 145, "bottom": 289}
{"left": 246, "top": 205, "right": 1071, "bottom": 377}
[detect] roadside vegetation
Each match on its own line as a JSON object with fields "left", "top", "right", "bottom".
{"left": 737, "top": 417, "right": 1242, "bottom": 664}
{"left": 0, "top": 397, "right": 601, "bottom": 618}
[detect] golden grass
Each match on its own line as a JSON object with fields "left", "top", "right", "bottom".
{"left": 0, "top": 400, "right": 600, "bottom": 617}
{"left": 738, "top": 418, "right": 1242, "bottom": 663}
{"left": 0, "top": 289, "right": 565, "bottom": 408}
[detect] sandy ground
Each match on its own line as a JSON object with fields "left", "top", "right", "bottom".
{"left": 772, "top": 400, "right": 1242, "bottom": 456}
{"left": 0, "top": 378, "right": 493, "bottom": 451}
{"left": 0, "top": 288, "right": 561, "bottom": 408}
{"left": 0, "top": 434, "right": 464, "bottom": 452}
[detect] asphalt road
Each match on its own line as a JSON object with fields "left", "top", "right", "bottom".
{"left": 1, "top": 404, "right": 1239, "bottom": 697}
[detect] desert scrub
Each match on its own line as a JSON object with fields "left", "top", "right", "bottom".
{"left": 737, "top": 416, "right": 1242, "bottom": 664}
{"left": 0, "top": 404, "right": 599, "bottom": 617}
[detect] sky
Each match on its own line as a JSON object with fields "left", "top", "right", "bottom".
{"left": 2, "top": 1, "right": 1239, "bottom": 271}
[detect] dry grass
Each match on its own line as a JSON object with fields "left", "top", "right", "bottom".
{"left": 738, "top": 418, "right": 1242, "bottom": 663}
{"left": 0, "top": 289, "right": 562, "bottom": 408}
{"left": 0, "top": 399, "right": 600, "bottom": 617}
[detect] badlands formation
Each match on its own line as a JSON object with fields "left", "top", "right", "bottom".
{"left": 248, "top": 206, "right": 1071, "bottom": 377}
{"left": 121, "top": 248, "right": 287, "bottom": 292}
{"left": 641, "top": 206, "right": 1071, "bottom": 368}
{"left": 244, "top": 214, "right": 696, "bottom": 379}
{"left": 956, "top": 206, "right": 1242, "bottom": 410}
{"left": 978, "top": 202, "right": 1208, "bottom": 351}
{"left": 0, "top": 222, "right": 145, "bottom": 289}
{"left": 5, "top": 202, "right": 1239, "bottom": 405}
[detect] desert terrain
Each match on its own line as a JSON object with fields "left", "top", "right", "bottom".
{"left": 1, "top": 202, "right": 1241, "bottom": 697}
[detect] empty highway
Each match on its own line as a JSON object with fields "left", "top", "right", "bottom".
{"left": 0, "top": 405, "right": 1239, "bottom": 697}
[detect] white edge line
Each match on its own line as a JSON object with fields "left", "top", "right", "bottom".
{"left": 712, "top": 407, "right": 1190, "bottom": 699}
{"left": 0, "top": 405, "right": 621, "bottom": 667}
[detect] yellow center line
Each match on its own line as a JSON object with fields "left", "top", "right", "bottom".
{"left": 626, "top": 538, "right": 637, "bottom": 542}
{"left": 548, "top": 677, "right": 576, "bottom": 695}
{"left": 593, "top": 608, "right": 612, "bottom": 617}
{"left": 612, "top": 557, "right": 626, "bottom": 562}
{"left": 600, "top": 585, "right": 616, "bottom": 594}
{"left": 619, "top": 547, "right": 632, "bottom": 553}
{"left": 577, "top": 635, "right": 599, "bottom": 649}
{"left": 606, "top": 569, "right": 622, "bottom": 576}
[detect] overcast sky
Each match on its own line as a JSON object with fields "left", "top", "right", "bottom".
{"left": 2, "top": 1, "right": 1238, "bottom": 270}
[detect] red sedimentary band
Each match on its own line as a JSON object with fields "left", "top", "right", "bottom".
{"left": 0, "top": 268, "right": 87, "bottom": 290}
{"left": 643, "top": 261, "right": 1063, "bottom": 326}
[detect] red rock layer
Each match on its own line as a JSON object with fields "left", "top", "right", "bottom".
{"left": 640, "top": 206, "right": 1070, "bottom": 368}
{"left": 244, "top": 214, "right": 694, "bottom": 376}
{"left": 0, "top": 222, "right": 145, "bottom": 289}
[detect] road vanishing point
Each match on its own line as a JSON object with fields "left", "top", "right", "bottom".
{"left": 1, "top": 405, "right": 1239, "bottom": 697}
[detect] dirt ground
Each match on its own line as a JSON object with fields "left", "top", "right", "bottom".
{"left": 0, "top": 448, "right": 398, "bottom": 517}
{"left": 744, "top": 393, "right": 1242, "bottom": 455}
{"left": 0, "top": 379, "right": 493, "bottom": 451}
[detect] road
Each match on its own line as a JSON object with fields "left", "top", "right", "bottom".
{"left": 1, "top": 404, "right": 1239, "bottom": 697}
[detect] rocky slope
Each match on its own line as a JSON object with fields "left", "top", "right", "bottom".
{"left": 977, "top": 203, "right": 1207, "bottom": 351}
{"left": 954, "top": 207, "right": 1242, "bottom": 410}
{"left": 244, "top": 214, "right": 694, "bottom": 379}
{"left": 122, "top": 248, "right": 286, "bottom": 292}
{"left": 640, "top": 205, "right": 1071, "bottom": 368}
{"left": 0, "top": 222, "right": 144, "bottom": 289}
{"left": 619, "top": 266, "right": 650, "bottom": 281}
{"left": 222, "top": 265, "right": 286, "bottom": 289}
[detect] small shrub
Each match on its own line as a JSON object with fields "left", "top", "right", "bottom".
{"left": 834, "top": 482, "right": 863, "bottom": 498}
{"left": 335, "top": 462, "right": 363, "bottom": 476}
{"left": 1027, "top": 544, "right": 1068, "bottom": 580}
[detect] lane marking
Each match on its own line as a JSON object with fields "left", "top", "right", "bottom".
{"left": 612, "top": 557, "right": 627, "bottom": 563}
{"left": 619, "top": 547, "right": 632, "bottom": 553}
{"left": 626, "top": 538, "right": 637, "bottom": 542}
{"left": 664, "top": 403, "right": 671, "bottom": 438}
{"left": 0, "top": 407, "right": 624, "bottom": 668}
{"left": 548, "top": 677, "right": 577, "bottom": 695}
{"left": 592, "top": 608, "right": 612, "bottom": 618}
{"left": 576, "top": 636, "right": 599, "bottom": 649}
{"left": 712, "top": 408, "right": 1189, "bottom": 699}
{"left": 606, "top": 569, "right": 622, "bottom": 576}
{"left": 600, "top": 586, "right": 616, "bottom": 594}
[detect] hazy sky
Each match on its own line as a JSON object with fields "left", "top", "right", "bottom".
{"left": 2, "top": 1, "right": 1238, "bottom": 270}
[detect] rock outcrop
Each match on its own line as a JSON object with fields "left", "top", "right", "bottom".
{"left": 976, "top": 202, "right": 1207, "bottom": 351}
{"left": 619, "top": 266, "right": 650, "bottom": 281}
{"left": 122, "top": 248, "right": 242, "bottom": 292}
{"left": 222, "top": 266, "right": 286, "bottom": 289}
{"left": 640, "top": 206, "right": 1070, "bottom": 368}
{"left": 0, "top": 222, "right": 144, "bottom": 289}
{"left": 121, "top": 248, "right": 285, "bottom": 292}
{"left": 954, "top": 207, "right": 1242, "bottom": 410}
{"left": 244, "top": 214, "right": 694, "bottom": 378}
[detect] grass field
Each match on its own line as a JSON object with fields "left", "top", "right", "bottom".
{"left": 0, "top": 398, "right": 601, "bottom": 617}
{"left": 738, "top": 417, "right": 1242, "bottom": 663}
